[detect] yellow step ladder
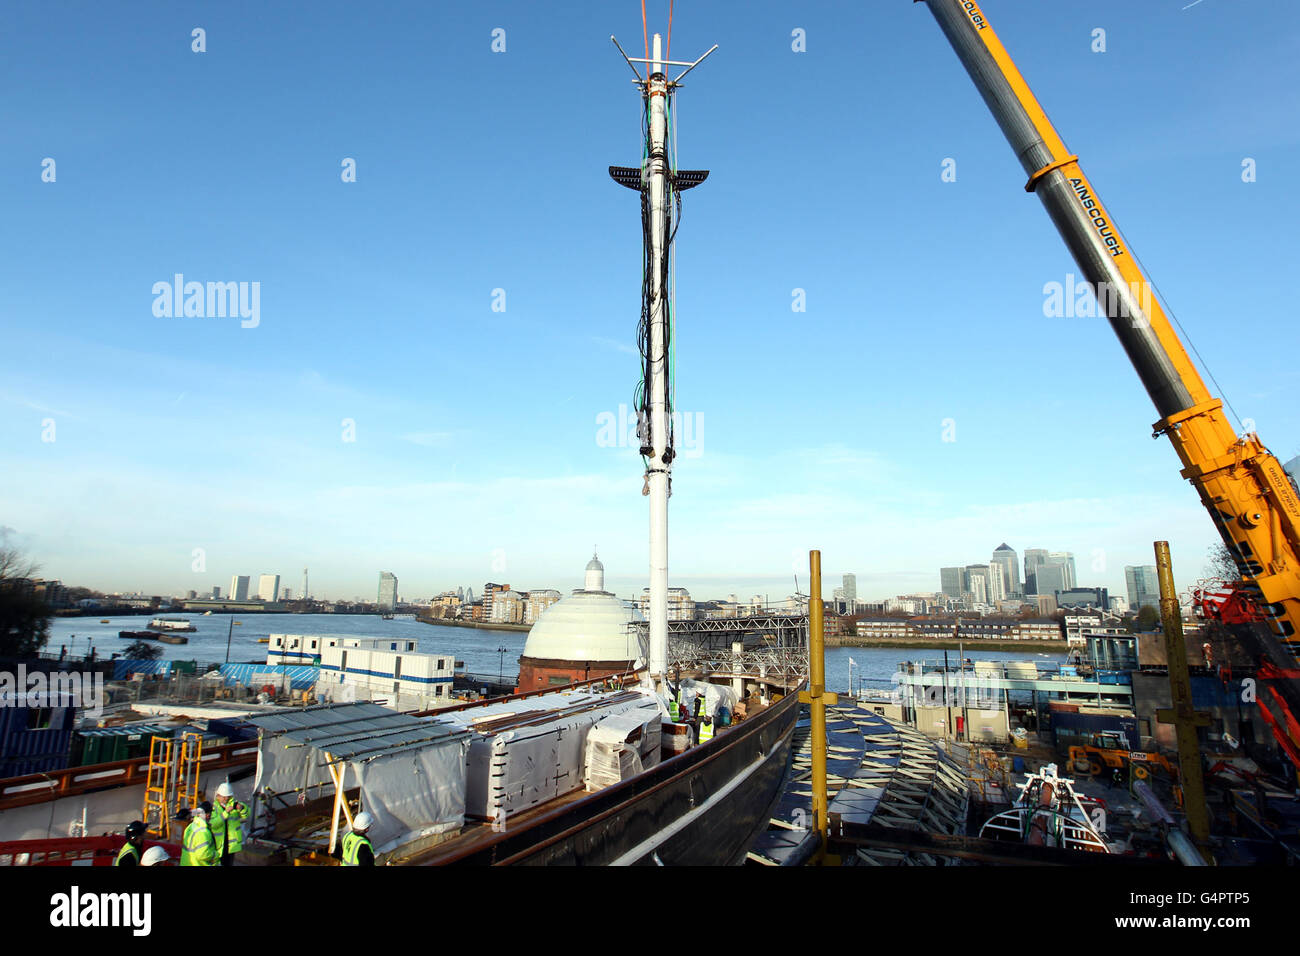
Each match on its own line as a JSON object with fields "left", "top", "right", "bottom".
{"left": 143, "top": 732, "right": 204, "bottom": 839}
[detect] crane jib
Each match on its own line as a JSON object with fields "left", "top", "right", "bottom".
{"left": 923, "top": 0, "right": 1300, "bottom": 766}
{"left": 958, "top": 1, "right": 989, "bottom": 31}
{"left": 1068, "top": 179, "right": 1125, "bottom": 258}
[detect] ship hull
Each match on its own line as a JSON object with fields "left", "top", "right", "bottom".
{"left": 433, "top": 688, "right": 800, "bottom": 866}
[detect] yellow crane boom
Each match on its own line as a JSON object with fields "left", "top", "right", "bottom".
{"left": 915, "top": 0, "right": 1300, "bottom": 765}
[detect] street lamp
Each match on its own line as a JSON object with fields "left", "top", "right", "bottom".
{"left": 497, "top": 645, "right": 508, "bottom": 686}
{"left": 225, "top": 619, "right": 242, "bottom": 664}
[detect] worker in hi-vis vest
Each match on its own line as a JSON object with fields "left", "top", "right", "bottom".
{"left": 697, "top": 713, "right": 715, "bottom": 745}
{"left": 341, "top": 811, "right": 375, "bottom": 866}
{"left": 180, "top": 803, "right": 217, "bottom": 866}
{"left": 667, "top": 689, "right": 681, "bottom": 722}
{"left": 693, "top": 692, "right": 708, "bottom": 722}
{"left": 114, "top": 820, "right": 146, "bottom": 866}
{"left": 211, "top": 781, "right": 250, "bottom": 866}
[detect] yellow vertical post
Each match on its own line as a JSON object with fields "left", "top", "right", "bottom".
{"left": 798, "top": 550, "right": 838, "bottom": 863}
{"left": 1153, "top": 541, "right": 1213, "bottom": 862}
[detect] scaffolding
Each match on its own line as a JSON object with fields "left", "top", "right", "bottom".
{"left": 633, "top": 613, "right": 811, "bottom": 692}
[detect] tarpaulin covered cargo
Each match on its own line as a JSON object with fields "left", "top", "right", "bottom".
{"left": 247, "top": 703, "right": 470, "bottom": 854}
{"left": 216, "top": 663, "right": 318, "bottom": 691}
{"left": 583, "top": 710, "right": 662, "bottom": 791}
{"left": 452, "top": 690, "right": 661, "bottom": 824}
{"left": 112, "top": 659, "right": 174, "bottom": 680}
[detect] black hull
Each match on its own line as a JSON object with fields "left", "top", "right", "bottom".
{"left": 435, "top": 688, "right": 801, "bottom": 866}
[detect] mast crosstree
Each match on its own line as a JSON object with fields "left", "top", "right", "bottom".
{"left": 609, "top": 29, "right": 716, "bottom": 690}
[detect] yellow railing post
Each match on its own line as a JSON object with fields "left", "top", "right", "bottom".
{"left": 798, "top": 550, "right": 839, "bottom": 864}
{"left": 1153, "top": 540, "right": 1213, "bottom": 863}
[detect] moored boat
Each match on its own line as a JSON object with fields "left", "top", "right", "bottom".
{"left": 148, "top": 618, "right": 196, "bottom": 632}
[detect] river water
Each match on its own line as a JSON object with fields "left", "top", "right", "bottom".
{"left": 47, "top": 614, "right": 1065, "bottom": 693}
{"left": 46, "top": 614, "right": 528, "bottom": 681}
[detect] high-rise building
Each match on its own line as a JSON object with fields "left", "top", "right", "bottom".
{"left": 229, "top": 575, "right": 250, "bottom": 601}
{"left": 1034, "top": 563, "right": 1068, "bottom": 597}
{"left": 965, "top": 564, "right": 992, "bottom": 604}
{"left": 211, "top": 586, "right": 221, "bottom": 599}
{"left": 1049, "top": 552, "right": 1077, "bottom": 590}
{"left": 1023, "top": 549, "right": 1049, "bottom": 595}
{"left": 940, "top": 567, "right": 965, "bottom": 599}
{"left": 991, "top": 544, "right": 1020, "bottom": 598}
{"left": 378, "top": 572, "right": 398, "bottom": 612}
{"left": 842, "top": 574, "right": 857, "bottom": 605}
{"left": 258, "top": 574, "right": 281, "bottom": 602}
{"left": 282, "top": 587, "right": 293, "bottom": 601}
{"left": 1125, "top": 565, "right": 1161, "bottom": 611}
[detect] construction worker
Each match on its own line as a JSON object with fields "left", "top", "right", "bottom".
{"left": 693, "top": 692, "right": 708, "bottom": 723}
{"left": 697, "top": 713, "right": 715, "bottom": 745}
{"left": 341, "top": 811, "right": 375, "bottom": 866}
{"left": 211, "top": 781, "right": 250, "bottom": 866}
{"left": 114, "top": 820, "right": 146, "bottom": 866}
{"left": 180, "top": 803, "right": 217, "bottom": 866}
{"left": 667, "top": 689, "right": 681, "bottom": 722}
{"left": 141, "top": 846, "right": 172, "bottom": 866}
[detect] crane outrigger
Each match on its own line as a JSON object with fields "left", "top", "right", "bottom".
{"left": 915, "top": 0, "right": 1300, "bottom": 770}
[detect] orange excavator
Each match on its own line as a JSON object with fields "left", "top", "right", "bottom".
{"left": 913, "top": 0, "right": 1300, "bottom": 780}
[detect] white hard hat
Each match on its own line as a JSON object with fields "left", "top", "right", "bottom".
{"left": 352, "top": 811, "right": 373, "bottom": 831}
{"left": 216, "top": 782, "right": 234, "bottom": 798}
{"left": 192, "top": 805, "right": 208, "bottom": 819}
{"left": 141, "top": 846, "right": 171, "bottom": 866}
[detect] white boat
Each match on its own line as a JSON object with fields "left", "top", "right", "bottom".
{"left": 148, "top": 618, "right": 197, "bottom": 632}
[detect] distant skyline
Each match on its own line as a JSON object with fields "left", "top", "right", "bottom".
{"left": 24, "top": 535, "right": 1224, "bottom": 608}
{"left": 5, "top": 2, "right": 1294, "bottom": 611}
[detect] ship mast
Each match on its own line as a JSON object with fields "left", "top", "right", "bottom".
{"left": 610, "top": 28, "right": 716, "bottom": 691}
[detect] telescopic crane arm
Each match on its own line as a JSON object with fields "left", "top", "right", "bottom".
{"left": 916, "top": 0, "right": 1300, "bottom": 766}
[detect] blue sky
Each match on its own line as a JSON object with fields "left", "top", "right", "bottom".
{"left": 3, "top": 0, "right": 1298, "bottom": 603}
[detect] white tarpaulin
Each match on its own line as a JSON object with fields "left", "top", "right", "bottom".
{"left": 253, "top": 732, "right": 336, "bottom": 796}
{"left": 352, "top": 736, "right": 471, "bottom": 853}
{"left": 248, "top": 704, "right": 472, "bottom": 852}
{"left": 679, "top": 679, "right": 738, "bottom": 720}
{"left": 583, "top": 710, "right": 662, "bottom": 791}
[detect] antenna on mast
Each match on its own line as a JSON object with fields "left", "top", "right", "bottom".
{"left": 609, "top": 25, "right": 716, "bottom": 693}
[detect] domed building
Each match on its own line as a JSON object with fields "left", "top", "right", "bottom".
{"left": 516, "top": 554, "right": 646, "bottom": 689}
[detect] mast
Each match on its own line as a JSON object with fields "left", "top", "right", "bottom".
{"left": 610, "top": 28, "right": 716, "bottom": 689}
